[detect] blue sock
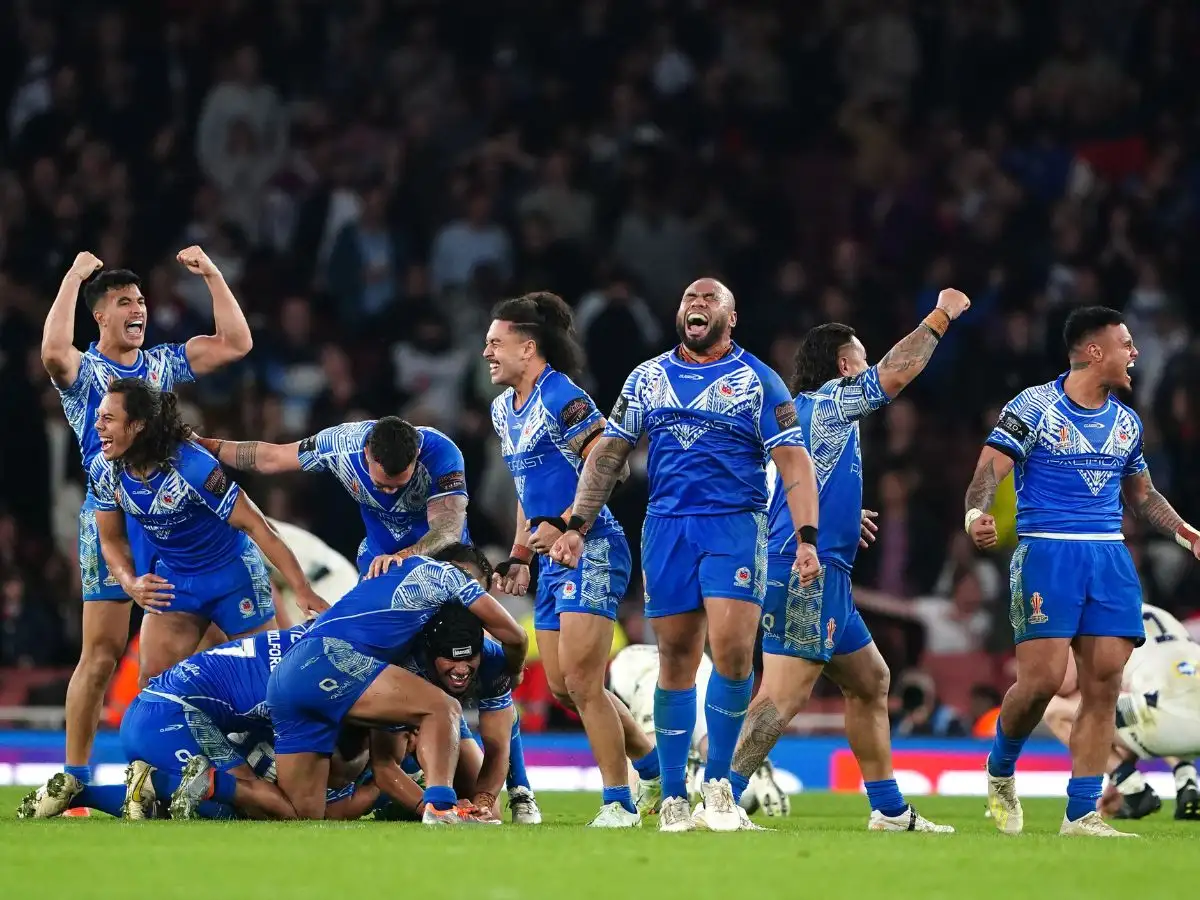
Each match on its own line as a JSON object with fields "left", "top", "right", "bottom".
{"left": 864, "top": 778, "right": 908, "bottom": 818}
{"left": 632, "top": 749, "right": 660, "bottom": 781}
{"left": 506, "top": 715, "right": 531, "bottom": 791}
{"left": 70, "top": 784, "right": 126, "bottom": 818}
{"left": 654, "top": 686, "right": 697, "bottom": 800}
{"left": 423, "top": 784, "right": 457, "bottom": 811}
{"left": 65, "top": 765, "right": 91, "bottom": 785}
{"left": 987, "top": 717, "right": 1028, "bottom": 778}
{"left": 730, "top": 770, "right": 751, "bottom": 803}
{"left": 703, "top": 671, "right": 753, "bottom": 783}
{"left": 211, "top": 771, "right": 237, "bottom": 804}
{"left": 1066, "top": 775, "right": 1103, "bottom": 821}
{"left": 602, "top": 784, "right": 637, "bottom": 815}
{"left": 151, "top": 770, "right": 182, "bottom": 798}
{"left": 197, "top": 799, "right": 235, "bottom": 820}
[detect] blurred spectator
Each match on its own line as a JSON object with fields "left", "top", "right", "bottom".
{"left": 892, "top": 670, "right": 966, "bottom": 738}
{"left": 430, "top": 191, "right": 512, "bottom": 295}
{"left": 912, "top": 569, "right": 993, "bottom": 655}
{"left": 326, "top": 182, "right": 408, "bottom": 327}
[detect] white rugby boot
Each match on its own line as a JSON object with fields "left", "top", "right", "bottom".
{"left": 986, "top": 758, "right": 1024, "bottom": 835}
{"left": 1060, "top": 811, "right": 1137, "bottom": 837}
{"left": 868, "top": 807, "right": 955, "bottom": 833}
{"left": 16, "top": 772, "right": 83, "bottom": 819}
{"left": 658, "top": 796, "right": 695, "bottom": 832}
{"left": 693, "top": 778, "right": 740, "bottom": 832}
{"left": 587, "top": 802, "right": 641, "bottom": 828}
{"left": 507, "top": 786, "right": 542, "bottom": 824}
{"left": 121, "top": 760, "right": 158, "bottom": 820}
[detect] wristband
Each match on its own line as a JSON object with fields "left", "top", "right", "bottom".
{"left": 1174, "top": 524, "right": 1200, "bottom": 552}
{"left": 529, "top": 516, "right": 568, "bottom": 533}
{"left": 923, "top": 308, "right": 951, "bottom": 339}
{"left": 494, "top": 557, "right": 529, "bottom": 577}
{"left": 965, "top": 508, "right": 984, "bottom": 533}
{"left": 510, "top": 544, "right": 534, "bottom": 565}
{"left": 798, "top": 525, "right": 818, "bottom": 547}
{"left": 566, "top": 514, "right": 590, "bottom": 536}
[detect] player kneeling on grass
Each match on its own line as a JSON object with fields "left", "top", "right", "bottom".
{"left": 265, "top": 543, "right": 528, "bottom": 823}
{"left": 1042, "top": 603, "right": 1200, "bottom": 822}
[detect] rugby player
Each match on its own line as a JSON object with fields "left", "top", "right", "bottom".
{"left": 197, "top": 416, "right": 469, "bottom": 577}
{"left": 550, "top": 277, "right": 820, "bottom": 832}
{"left": 265, "top": 543, "right": 528, "bottom": 823}
{"left": 726, "top": 292, "right": 969, "bottom": 833}
{"left": 1042, "top": 603, "right": 1200, "bottom": 820}
{"left": 485, "top": 292, "right": 658, "bottom": 827}
{"left": 967, "top": 305, "right": 1200, "bottom": 837}
{"left": 42, "top": 248, "right": 252, "bottom": 807}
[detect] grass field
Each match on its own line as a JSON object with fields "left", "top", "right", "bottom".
{"left": 1, "top": 788, "right": 1193, "bottom": 899}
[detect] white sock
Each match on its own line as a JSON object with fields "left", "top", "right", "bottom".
{"left": 1117, "top": 771, "right": 1147, "bottom": 796}
{"left": 1174, "top": 763, "right": 1198, "bottom": 792}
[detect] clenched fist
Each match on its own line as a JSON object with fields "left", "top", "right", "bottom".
{"left": 936, "top": 288, "right": 971, "bottom": 320}
{"left": 177, "top": 245, "right": 220, "bottom": 277}
{"left": 68, "top": 251, "right": 103, "bottom": 281}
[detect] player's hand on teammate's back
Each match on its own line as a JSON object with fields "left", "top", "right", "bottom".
{"left": 968, "top": 513, "right": 998, "bottom": 549}
{"left": 296, "top": 586, "right": 329, "bottom": 617}
{"left": 548, "top": 531, "right": 585, "bottom": 569}
{"left": 527, "top": 519, "right": 564, "bottom": 554}
{"left": 193, "top": 435, "right": 221, "bottom": 454}
{"left": 935, "top": 288, "right": 971, "bottom": 319}
{"left": 68, "top": 251, "right": 103, "bottom": 281}
{"left": 126, "top": 573, "right": 174, "bottom": 613}
{"left": 177, "top": 245, "right": 220, "bottom": 277}
{"left": 859, "top": 509, "right": 879, "bottom": 549}
{"left": 366, "top": 553, "right": 406, "bottom": 579}
{"left": 793, "top": 543, "right": 821, "bottom": 585}
{"left": 492, "top": 562, "right": 530, "bottom": 596}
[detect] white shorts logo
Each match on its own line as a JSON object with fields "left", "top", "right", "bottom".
{"left": 734, "top": 567, "right": 751, "bottom": 587}
{"left": 562, "top": 582, "right": 578, "bottom": 600}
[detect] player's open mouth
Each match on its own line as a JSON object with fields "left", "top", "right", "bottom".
{"left": 685, "top": 312, "right": 708, "bottom": 337}
{"left": 447, "top": 671, "right": 470, "bottom": 690}
{"left": 125, "top": 320, "right": 144, "bottom": 337}
{"left": 99, "top": 437, "right": 113, "bottom": 451}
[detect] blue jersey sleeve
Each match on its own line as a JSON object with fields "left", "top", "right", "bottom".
{"left": 89, "top": 457, "right": 120, "bottom": 511}
{"left": 603, "top": 367, "right": 646, "bottom": 444}
{"left": 816, "top": 367, "right": 891, "bottom": 425}
{"left": 545, "top": 375, "right": 604, "bottom": 447}
{"left": 986, "top": 389, "right": 1044, "bottom": 462}
{"left": 428, "top": 559, "right": 486, "bottom": 608}
{"left": 476, "top": 640, "right": 514, "bottom": 712}
{"left": 1124, "top": 416, "right": 1148, "bottom": 477}
{"left": 297, "top": 422, "right": 368, "bottom": 473}
{"left": 421, "top": 429, "right": 468, "bottom": 499}
{"left": 756, "top": 364, "right": 806, "bottom": 452}
{"left": 180, "top": 444, "right": 241, "bottom": 521}
{"left": 148, "top": 343, "right": 197, "bottom": 388}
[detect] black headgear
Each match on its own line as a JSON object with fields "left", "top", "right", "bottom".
{"left": 422, "top": 603, "right": 484, "bottom": 661}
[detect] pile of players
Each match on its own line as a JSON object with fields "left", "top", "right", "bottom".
{"left": 17, "top": 247, "right": 1200, "bottom": 835}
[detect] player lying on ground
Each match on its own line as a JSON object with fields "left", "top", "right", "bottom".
{"left": 485, "top": 291, "right": 659, "bottom": 827}
{"left": 968, "top": 305, "right": 1200, "bottom": 837}
{"left": 551, "top": 277, "right": 821, "bottom": 832}
{"left": 607, "top": 643, "right": 790, "bottom": 815}
{"left": 727, "top": 290, "right": 969, "bottom": 833}
{"left": 1042, "top": 602, "right": 1200, "bottom": 821}
{"left": 265, "top": 543, "right": 528, "bottom": 823}
{"left": 42, "top": 248, "right": 252, "bottom": 808}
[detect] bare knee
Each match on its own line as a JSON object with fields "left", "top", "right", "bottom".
{"left": 842, "top": 661, "right": 891, "bottom": 707}
{"left": 74, "top": 643, "right": 123, "bottom": 687}
{"left": 563, "top": 664, "right": 605, "bottom": 710}
{"left": 708, "top": 639, "right": 754, "bottom": 681}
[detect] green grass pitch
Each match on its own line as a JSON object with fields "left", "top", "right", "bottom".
{"left": 1, "top": 788, "right": 1193, "bottom": 899}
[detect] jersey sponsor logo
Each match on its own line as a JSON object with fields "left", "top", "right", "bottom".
{"left": 677, "top": 372, "right": 704, "bottom": 380}
{"left": 774, "top": 401, "right": 798, "bottom": 430}
{"left": 560, "top": 397, "right": 592, "bottom": 429}
{"left": 1028, "top": 592, "right": 1048, "bottom": 625}
{"left": 824, "top": 617, "right": 837, "bottom": 650}
{"left": 734, "top": 566, "right": 751, "bottom": 587}
{"left": 204, "top": 467, "right": 230, "bottom": 497}
{"left": 505, "top": 454, "right": 544, "bottom": 474}
{"left": 997, "top": 411, "right": 1030, "bottom": 442}
{"left": 298, "top": 436, "right": 317, "bottom": 455}
{"left": 610, "top": 395, "right": 629, "bottom": 423}
{"left": 437, "top": 471, "right": 466, "bottom": 493}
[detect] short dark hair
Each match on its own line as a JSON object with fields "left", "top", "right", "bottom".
{"left": 491, "top": 291, "right": 586, "bottom": 380}
{"left": 84, "top": 269, "right": 141, "bottom": 310}
{"left": 366, "top": 416, "right": 419, "bottom": 476}
{"left": 790, "top": 323, "right": 857, "bottom": 394}
{"left": 431, "top": 542, "right": 493, "bottom": 584}
{"left": 1063, "top": 306, "right": 1125, "bottom": 353}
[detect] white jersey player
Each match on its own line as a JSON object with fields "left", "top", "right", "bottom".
{"left": 607, "top": 643, "right": 790, "bottom": 815}
{"left": 1043, "top": 603, "right": 1200, "bottom": 820}
{"left": 267, "top": 519, "right": 359, "bottom": 625}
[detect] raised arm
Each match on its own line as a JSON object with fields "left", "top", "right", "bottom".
{"left": 964, "top": 446, "right": 1016, "bottom": 549}
{"left": 178, "top": 246, "right": 254, "bottom": 376}
{"left": 42, "top": 252, "right": 103, "bottom": 387}
{"left": 875, "top": 288, "right": 971, "bottom": 398}
{"left": 1122, "top": 470, "right": 1200, "bottom": 558}
{"left": 196, "top": 437, "right": 304, "bottom": 475}
{"left": 228, "top": 491, "right": 329, "bottom": 616}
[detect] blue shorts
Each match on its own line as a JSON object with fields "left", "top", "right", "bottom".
{"left": 120, "top": 693, "right": 248, "bottom": 773}
{"left": 267, "top": 636, "right": 387, "bottom": 756}
{"left": 761, "top": 557, "right": 872, "bottom": 662}
{"left": 1008, "top": 538, "right": 1145, "bottom": 645}
{"left": 534, "top": 531, "right": 632, "bottom": 631}
{"left": 78, "top": 505, "right": 157, "bottom": 602}
{"left": 641, "top": 511, "right": 767, "bottom": 618}
{"left": 156, "top": 542, "right": 274, "bottom": 636}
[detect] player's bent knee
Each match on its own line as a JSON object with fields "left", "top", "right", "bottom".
{"left": 563, "top": 665, "right": 605, "bottom": 708}
{"left": 73, "top": 647, "right": 122, "bottom": 685}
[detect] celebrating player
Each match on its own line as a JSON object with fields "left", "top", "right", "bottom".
{"left": 1042, "top": 603, "right": 1200, "bottom": 821}
{"left": 725, "top": 292, "right": 969, "bottom": 833}
{"left": 550, "top": 277, "right": 820, "bottom": 832}
{"left": 265, "top": 543, "right": 527, "bottom": 822}
{"left": 967, "top": 305, "right": 1200, "bottom": 837}
{"left": 41, "top": 247, "right": 253, "bottom": 809}
{"left": 198, "top": 417, "right": 468, "bottom": 576}
{"left": 484, "top": 292, "right": 658, "bottom": 827}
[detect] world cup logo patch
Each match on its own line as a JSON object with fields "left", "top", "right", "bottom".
{"left": 1028, "top": 592, "right": 1048, "bottom": 625}
{"left": 824, "top": 617, "right": 837, "bottom": 649}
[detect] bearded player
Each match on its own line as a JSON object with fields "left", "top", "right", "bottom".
{"left": 550, "top": 277, "right": 820, "bottom": 832}
{"left": 967, "top": 305, "right": 1200, "bottom": 837}
{"left": 40, "top": 247, "right": 253, "bottom": 813}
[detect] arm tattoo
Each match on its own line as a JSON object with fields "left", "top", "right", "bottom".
{"left": 1127, "top": 471, "right": 1186, "bottom": 536}
{"left": 784, "top": 479, "right": 804, "bottom": 496}
{"left": 403, "top": 495, "right": 468, "bottom": 558}
{"left": 731, "top": 699, "right": 788, "bottom": 777}
{"left": 565, "top": 424, "right": 604, "bottom": 457}
{"left": 965, "top": 458, "right": 998, "bottom": 512}
{"left": 877, "top": 324, "right": 940, "bottom": 390}
{"left": 571, "top": 436, "right": 633, "bottom": 523}
{"left": 234, "top": 441, "right": 259, "bottom": 471}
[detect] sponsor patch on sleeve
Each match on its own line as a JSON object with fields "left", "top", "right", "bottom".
{"left": 438, "top": 471, "right": 467, "bottom": 493}
{"left": 204, "top": 467, "right": 230, "bottom": 497}
{"left": 298, "top": 435, "right": 317, "bottom": 455}
{"left": 997, "top": 411, "right": 1030, "bottom": 442}
{"left": 610, "top": 395, "right": 629, "bottom": 423}
{"left": 560, "top": 396, "right": 593, "bottom": 429}
{"left": 774, "top": 400, "right": 798, "bottom": 430}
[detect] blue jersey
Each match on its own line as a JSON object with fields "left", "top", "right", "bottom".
{"left": 986, "top": 374, "right": 1147, "bottom": 537}
{"left": 303, "top": 555, "right": 486, "bottom": 661}
{"left": 145, "top": 626, "right": 307, "bottom": 736}
{"left": 766, "top": 368, "right": 890, "bottom": 570}
{"left": 89, "top": 440, "right": 247, "bottom": 575}
{"left": 56, "top": 342, "right": 195, "bottom": 495}
{"left": 604, "top": 345, "right": 806, "bottom": 516}
{"left": 297, "top": 422, "right": 469, "bottom": 559}
{"left": 404, "top": 637, "right": 514, "bottom": 713}
{"left": 490, "top": 366, "right": 620, "bottom": 537}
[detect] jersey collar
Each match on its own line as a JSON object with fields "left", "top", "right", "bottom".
{"left": 669, "top": 343, "right": 743, "bottom": 370}
{"left": 89, "top": 341, "right": 144, "bottom": 372}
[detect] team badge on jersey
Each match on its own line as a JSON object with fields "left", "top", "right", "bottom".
{"left": 239, "top": 597, "right": 254, "bottom": 617}
{"left": 734, "top": 566, "right": 751, "bottom": 587}
{"left": 562, "top": 581, "right": 577, "bottom": 599}
{"left": 825, "top": 617, "right": 837, "bottom": 650}
{"left": 1028, "top": 592, "right": 1048, "bottom": 625}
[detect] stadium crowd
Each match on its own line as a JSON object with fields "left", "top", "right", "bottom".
{"left": 2, "top": 0, "right": 1200, "bottom": 734}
